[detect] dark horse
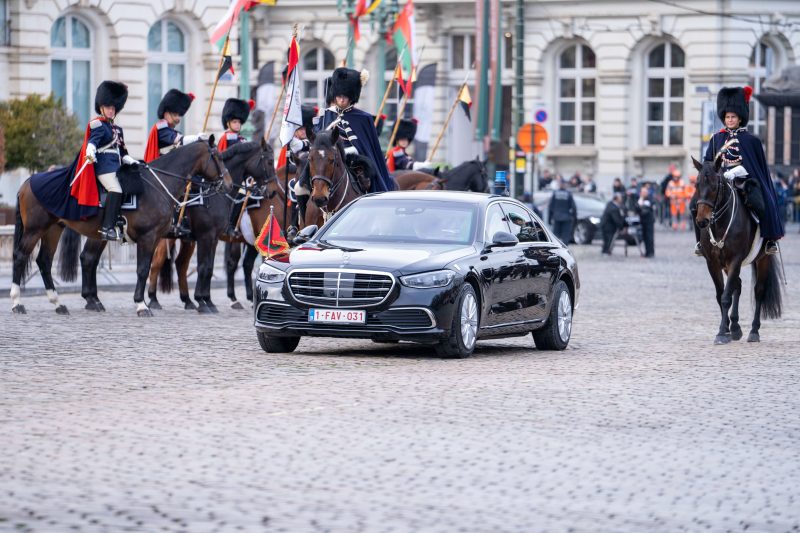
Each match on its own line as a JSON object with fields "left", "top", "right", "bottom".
{"left": 11, "top": 140, "right": 232, "bottom": 316}
{"left": 692, "top": 156, "right": 783, "bottom": 344}
{"left": 305, "top": 128, "right": 368, "bottom": 228}
{"left": 395, "top": 158, "right": 488, "bottom": 193}
{"left": 141, "top": 139, "right": 277, "bottom": 313}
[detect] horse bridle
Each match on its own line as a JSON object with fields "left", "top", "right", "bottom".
{"left": 142, "top": 143, "right": 228, "bottom": 206}
{"left": 697, "top": 165, "right": 737, "bottom": 249}
{"left": 311, "top": 150, "right": 351, "bottom": 217}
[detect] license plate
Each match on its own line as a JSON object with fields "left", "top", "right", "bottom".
{"left": 308, "top": 308, "right": 366, "bottom": 324}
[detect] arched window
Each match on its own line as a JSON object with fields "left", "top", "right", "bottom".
{"left": 557, "top": 43, "right": 596, "bottom": 145}
{"left": 645, "top": 42, "right": 685, "bottom": 146}
{"left": 748, "top": 39, "right": 775, "bottom": 139}
{"left": 147, "top": 20, "right": 187, "bottom": 127}
{"left": 301, "top": 47, "right": 335, "bottom": 109}
{"left": 51, "top": 15, "right": 93, "bottom": 126}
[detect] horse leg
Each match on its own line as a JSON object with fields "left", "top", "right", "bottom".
{"left": 36, "top": 225, "right": 69, "bottom": 315}
{"left": 226, "top": 241, "right": 244, "bottom": 309}
{"left": 134, "top": 233, "right": 158, "bottom": 317}
{"left": 147, "top": 240, "right": 167, "bottom": 310}
{"left": 194, "top": 236, "right": 218, "bottom": 314}
{"left": 704, "top": 261, "right": 726, "bottom": 343}
{"left": 176, "top": 239, "right": 197, "bottom": 310}
{"left": 714, "top": 263, "right": 742, "bottom": 345}
{"left": 80, "top": 240, "right": 107, "bottom": 311}
{"left": 728, "top": 275, "right": 743, "bottom": 341}
{"left": 242, "top": 244, "right": 258, "bottom": 303}
{"left": 749, "top": 258, "right": 767, "bottom": 343}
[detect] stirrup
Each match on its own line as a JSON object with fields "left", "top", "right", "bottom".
{"left": 99, "top": 227, "right": 119, "bottom": 241}
{"left": 765, "top": 240, "right": 778, "bottom": 255}
{"left": 694, "top": 242, "right": 703, "bottom": 256}
{"left": 226, "top": 225, "right": 241, "bottom": 239}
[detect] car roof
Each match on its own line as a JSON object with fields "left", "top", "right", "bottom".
{"left": 359, "top": 190, "right": 514, "bottom": 206}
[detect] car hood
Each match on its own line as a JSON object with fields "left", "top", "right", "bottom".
{"left": 289, "top": 242, "right": 475, "bottom": 274}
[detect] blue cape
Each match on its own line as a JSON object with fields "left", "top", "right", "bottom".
{"left": 320, "top": 107, "right": 396, "bottom": 192}
{"left": 705, "top": 130, "right": 784, "bottom": 240}
{"left": 30, "top": 154, "right": 99, "bottom": 220}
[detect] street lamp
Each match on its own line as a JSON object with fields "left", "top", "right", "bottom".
{"left": 370, "top": 0, "right": 400, "bottom": 104}
{"left": 337, "top": 0, "right": 356, "bottom": 67}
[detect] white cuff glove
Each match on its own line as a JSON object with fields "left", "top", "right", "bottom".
{"left": 289, "top": 137, "right": 304, "bottom": 153}
{"left": 723, "top": 165, "right": 748, "bottom": 180}
{"left": 122, "top": 155, "right": 137, "bottom": 165}
{"left": 412, "top": 161, "right": 432, "bottom": 170}
{"left": 85, "top": 143, "right": 97, "bottom": 163}
{"left": 182, "top": 133, "right": 208, "bottom": 145}
{"left": 343, "top": 145, "right": 358, "bottom": 156}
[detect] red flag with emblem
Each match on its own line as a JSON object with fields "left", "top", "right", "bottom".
{"left": 255, "top": 212, "right": 290, "bottom": 258}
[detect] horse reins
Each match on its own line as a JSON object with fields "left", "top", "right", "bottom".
{"left": 311, "top": 154, "right": 351, "bottom": 221}
{"left": 697, "top": 167, "right": 737, "bottom": 249}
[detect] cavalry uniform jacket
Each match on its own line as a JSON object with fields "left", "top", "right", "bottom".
{"left": 387, "top": 146, "right": 413, "bottom": 172}
{"left": 218, "top": 130, "right": 247, "bottom": 152}
{"left": 144, "top": 119, "right": 183, "bottom": 162}
{"left": 704, "top": 128, "right": 784, "bottom": 240}
{"left": 88, "top": 118, "right": 127, "bottom": 175}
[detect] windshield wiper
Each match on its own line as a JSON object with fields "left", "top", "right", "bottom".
{"left": 316, "top": 239, "right": 364, "bottom": 253}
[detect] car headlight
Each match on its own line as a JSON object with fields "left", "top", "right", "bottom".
{"left": 589, "top": 216, "right": 601, "bottom": 225}
{"left": 400, "top": 270, "right": 455, "bottom": 289}
{"left": 257, "top": 262, "right": 286, "bottom": 283}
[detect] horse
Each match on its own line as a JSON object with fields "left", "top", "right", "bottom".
{"left": 11, "top": 139, "right": 232, "bottom": 316}
{"left": 394, "top": 171, "right": 446, "bottom": 191}
{"left": 305, "top": 128, "right": 368, "bottom": 228}
{"left": 691, "top": 156, "right": 784, "bottom": 345}
{"left": 394, "top": 158, "right": 489, "bottom": 193}
{"left": 140, "top": 139, "right": 276, "bottom": 313}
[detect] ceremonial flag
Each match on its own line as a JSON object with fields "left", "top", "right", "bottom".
{"left": 278, "top": 36, "right": 302, "bottom": 147}
{"left": 210, "top": 0, "right": 249, "bottom": 45}
{"left": 255, "top": 212, "right": 290, "bottom": 258}
{"left": 351, "top": 0, "right": 382, "bottom": 41}
{"left": 458, "top": 84, "right": 472, "bottom": 121}
{"left": 216, "top": 38, "right": 235, "bottom": 80}
{"left": 245, "top": 0, "right": 277, "bottom": 8}
{"left": 276, "top": 145, "right": 288, "bottom": 169}
{"left": 391, "top": 0, "right": 416, "bottom": 96}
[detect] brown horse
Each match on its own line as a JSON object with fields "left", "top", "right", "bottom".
{"left": 394, "top": 170, "right": 446, "bottom": 191}
{"left": 11, "top": 140, "right": 232, "bottom": 316}
{"left": 692, "top": 156, "right": 784, "bottom": 344}
{"left": 305, "top": 128, "right": 367, "bottom": 228}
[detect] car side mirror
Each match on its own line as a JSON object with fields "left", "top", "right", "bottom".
{"left": 488, "top": 231, "right": 518, "bottom": 248}
{"left": 293, "top": 224, "right": 318, "bottom": 245}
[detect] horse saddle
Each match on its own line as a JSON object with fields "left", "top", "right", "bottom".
{"left": 344, "top": 153, "right": 374, "bottom": 194}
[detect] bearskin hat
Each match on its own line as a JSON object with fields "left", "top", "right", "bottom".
{"left": 375, "top": 114, "right": 387, "bottom": 136}
{"left": 221, "top": 98, "right": 255, "bottom": 129}
{"left": 301, "top": 104, "right": 318, "bottom": 133}
{"left": 716, "top": 86, "right": 752, "bottom": 127}
{"left": 94, "top": 80, "right": 128, "bottom": 115}
{"left": 330, "top": 68, "right": 369, "bottom": 105}
{"left": 395, "top": 118, "right": 418, "bottom": 144}
{"left": 157, "top": 89, "right": 194, "bottom": 119}
{"left": 323, "top": 77, "right": 334, "bottom": 107}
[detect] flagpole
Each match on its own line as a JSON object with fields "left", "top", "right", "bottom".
{"left": 267, "top": 205, "right": 274, "bottom": 260}
{"left": 387, "top": 90, "right": 411, "bottom": 149}
{"left": 374, "top": 64, "right": 398, "bottom": 127}
{"left": 202, "top": 27, "right": 232, "bottom": 132}
{"left": 264, "top": 82, "right": 286, "bottom": 143}
{"left": 427, "top": 70, "right": 471, "bottom": 162}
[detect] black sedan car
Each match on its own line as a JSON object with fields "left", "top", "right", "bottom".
{"left": 254, "top": 191, "right": 580, "bottom": 358}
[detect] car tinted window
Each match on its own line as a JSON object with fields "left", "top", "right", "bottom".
{"left": 500, "top": 202, "right": 548, "bottom": 242}
{"left": 320, "top": 199, "right": 477, "bottom": 245}
{"left": 484, "top": 203, "right": 512, "bottom": 242}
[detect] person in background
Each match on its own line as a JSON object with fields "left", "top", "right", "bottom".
{"left": 522, "top": 191, "right": 543, "bottom": 219}
{"left": 601, "top": 193, "right": 627, "bottom": 255}
{"left": 547, "top": 177, "right": 577, "bottom": 244}
{"left": 539, "top": 169, "right": 553, "bottom": 191}
{"left": 612, "top": 177, "right": 625, "bottom": 195}
{"left": 636, "top": 183, "right": 655, "bottom": 258}
{"left": 791, "top": 168, "right": 800, "bottom": 224}
{"left": 582, "top": 174, "right": 597, "bottom": 194}
{"left": 569, "top": 171, "right": 582, "bottom": 190}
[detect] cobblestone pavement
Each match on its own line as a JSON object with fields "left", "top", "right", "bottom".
{"left": 2, "top": 226, "right": 799, "bottom": 532}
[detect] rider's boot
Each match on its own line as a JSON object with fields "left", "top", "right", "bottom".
{"left": 171, "top": 210, "right": 192, "bottom": 239}
{"left": 297, "top": 194, "right": 309, "bottom": 226}
{"left": 99, "top": 192, "right": 123, "bottom": 241}
{"left": 225, "top": 202, "right": 242, "bottom": 239}
{"left": 743, "top": 179, "right": 778, "bottom": 255}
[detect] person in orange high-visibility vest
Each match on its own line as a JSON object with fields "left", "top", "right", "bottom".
{"left": 665, "top": 172, "right": 686, "bottom": 230}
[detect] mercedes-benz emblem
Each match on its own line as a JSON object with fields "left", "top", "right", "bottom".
{"left": 341, "top": 252, "right": 351, "bottom": 265}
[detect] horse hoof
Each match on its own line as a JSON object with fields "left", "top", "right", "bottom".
{"left": 730, "top": 327, "right": 743, "bottom": 341}
{"left": 714, "top": 334, "right": 731, "bottom": 345}
{"left": 747, "top": 332, "right": 760, "bottom": 343}
{"left": 96, "top": 301, "right": 106, "bottom": 312}
{"left": 55, "top": 305, "right": 69, "bottom": 315}
{"left": 137, "top": 308, "right": 153, "bottom": 318}
{"left": 184, "top": 301, "right": 197, "bottom": 311}
{"left": 85, "top": 301, "right": 101, "bottom": 312}
{"left": 206, "top": 302, "right": 219, "bottom": 314}
{"left": 230, "top": 301, "right": 244, "bottom": 310}
{"left": 148, "top": 300, "right": 162, "bottom": 311}
{"left": 11, "top": 304, "right": 26, "bottom": 315}
{"left": 197, "top": 302, "right": 212, "bottom": 314}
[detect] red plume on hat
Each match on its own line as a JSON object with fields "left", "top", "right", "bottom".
{"left": 743, "top": 86, "right": 753, "bottom": 104}
{"left": 248, "top": 99, "right": 255, "bottom": 110}
{"left": 188, "top": 92, "right": 196, "bottom": 101}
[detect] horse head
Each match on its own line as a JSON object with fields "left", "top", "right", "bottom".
{"left": 195, "top": 135, "right": 233, "bottom": 193}
{"left": 692, "top": 155, "right": 723, "bottom": 229}
{"left": 308, "top": 128, "right": 346, "bottom": 208}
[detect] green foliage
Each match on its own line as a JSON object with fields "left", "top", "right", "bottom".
{"left": 0, "top": 94, "right": 83, "bottom": 172}
{"left": 0, "top": 125, "right": 5, "bottom": 173}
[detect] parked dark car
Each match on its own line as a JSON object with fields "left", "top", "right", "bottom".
{"left": 254, "top": 191, "right": 580, "bottom": 358}
{"left": 534, "top": 191, "right": 606, "bottom": 244}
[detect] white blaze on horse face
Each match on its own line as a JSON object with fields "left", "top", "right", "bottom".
{"left": 10, "top": 283, "right": 21, "bottom": 307}
{"left": 318, "top": 150, "right": 326, "bottom": 158}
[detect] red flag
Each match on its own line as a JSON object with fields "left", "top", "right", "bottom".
{"left": 255, "top": 213, "right": 290, "bottom": 258}
{"left": 276, "top": 145, "right": 288, "bottom": 169}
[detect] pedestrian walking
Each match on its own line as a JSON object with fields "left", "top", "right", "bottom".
{"left": 636, "top": 184, "right": 655, "bottom": 257}
{"left": 601, "top": 193, "right": 627, "bottom": 255}
{"left": 548, "top": 177, "right": 577, "bottom": 245}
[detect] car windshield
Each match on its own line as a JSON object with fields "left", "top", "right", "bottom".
{"left": 320, "top": 199, "right": 478, "bottom": 245}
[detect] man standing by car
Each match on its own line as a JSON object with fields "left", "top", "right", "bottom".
{"left": 601, "top": 193, "right": 627, "bottom": 255}
{"left": 636, "top": 184, "right": 655, "bottom": 257}
{"left": 548, "top": 177, "right": 577, "bottom": 244}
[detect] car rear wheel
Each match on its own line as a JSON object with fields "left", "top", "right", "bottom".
{"left": 436, "top": 283, "right": 479, "bottom": 359}
{"left": 574, "top": 220, "right": 594, "bottom": 245}
{"left": 257, "top": 332, "right": 301, "bottom": 353}
{"left": 532, "top": 280, "right": 572, "bottom": 351}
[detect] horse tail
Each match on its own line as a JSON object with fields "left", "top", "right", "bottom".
{"left": 13, "top": 196, "right": 32, "bottom": 280}
{"left": 756, "top": 254, "right": 783, "bottom": 320}
{"left": 159, "top": 241, "right": 175, "bottom": 293}
{"left": 57, "top": 227, "right": 81, "bottom": 282}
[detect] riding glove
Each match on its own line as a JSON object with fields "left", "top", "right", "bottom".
{"left": 122, "top": 155, "right": 138, "bottom": 166}
{"left": 85, "top": 143, "right": 97, "bottom": 163}
{"left": 723, "top": 165, "right": 748, "bottom": 180}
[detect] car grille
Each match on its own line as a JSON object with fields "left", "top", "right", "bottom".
{"left": 257, "top": 303, "right": 435, "bottom": 329}
{"left": 287, "top": 270, "right": 395, "bottom": 308}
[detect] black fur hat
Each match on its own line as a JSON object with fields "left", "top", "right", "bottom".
{"left": 323, "top": 77, "right": 334, "bottom": 107}
{"left": 94, "top": 81, "right": 128, "bottom": 114}
{"left": 716, "top": 86, "right": 752, "bottom": 127}
{"left": 157, "top": 89, "right": 194, "bottom": 119}
{"left": 222, "top": 98, "right": 254, "bottom": 129}
{"left": 395, "top": 118, "right": 418, "bottom": 143}
{"left": 330, "top": 68, "right": 368, "bottom": 105}
{"left": 301, "top": 104, "right": 318, "bottom": 133}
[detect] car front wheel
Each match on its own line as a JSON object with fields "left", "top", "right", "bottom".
{"left": 435, "top": 283, "right": 479, "bottom": 359}
{"left": 532, "top": 280, "right": 572, "bottom": 350}
{"left": 257, "top": 332, "right": 301, "bottom": 353}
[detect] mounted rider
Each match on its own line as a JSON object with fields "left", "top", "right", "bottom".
{"left": 694, "top": 86, "right": 784, "bottom": 255}
{"left": 220, "top": 98, "right": 255, "bottom": 238}
{"left": 386, "top": 118, "right": 431, "bottom": 172}
{"left": 77, "top": 81, "right": 137, "bottom": 241}
{"left": 286, "top": 104, "right": 317, "bottom": 238}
